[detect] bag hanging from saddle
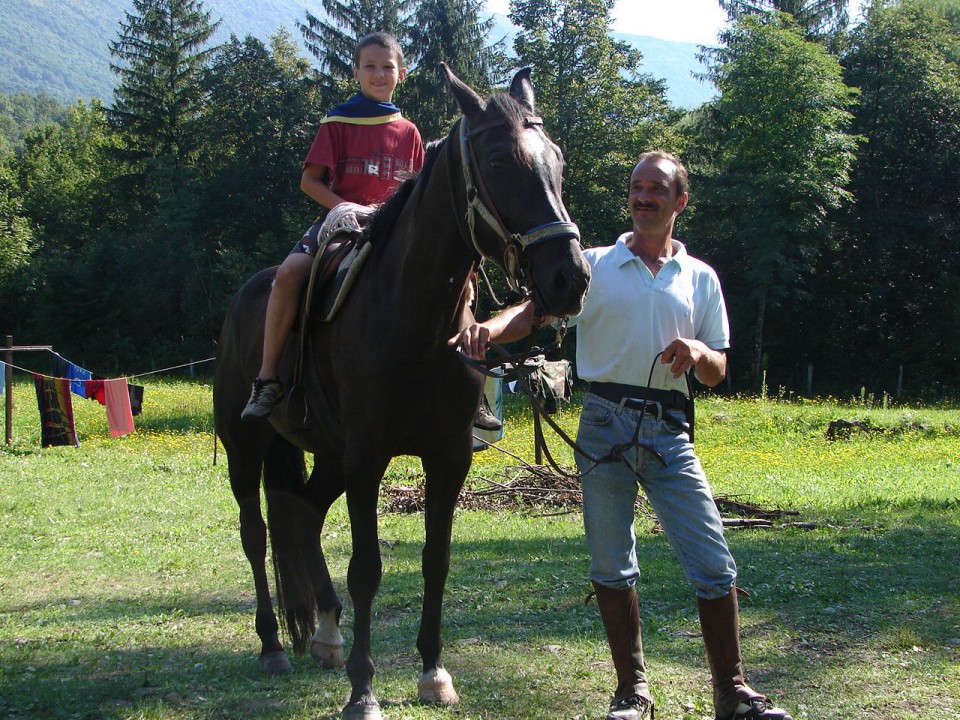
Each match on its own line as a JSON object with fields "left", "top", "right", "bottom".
{"left": 522, "top": 355, "right": 573, "bottom": 414}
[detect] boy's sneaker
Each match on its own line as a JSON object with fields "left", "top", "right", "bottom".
{"left": 606, "top": 694, "right": 654, "bottom": 720}
{"left": 473, "top": 395, "right": 502, "bottom": 431}
{"left": 241, "top": 378, "right": 284, "bottom": 421}
{"left": 722, "top": 696, "right": 792, "bottom": 720}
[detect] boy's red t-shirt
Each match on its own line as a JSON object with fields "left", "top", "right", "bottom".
{"left": 304, "top": 116, "right": 425, "bottom": 206}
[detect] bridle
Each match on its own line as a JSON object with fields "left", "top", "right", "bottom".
{"left": 453, "top": 114, "right": 581, "bottom": 303}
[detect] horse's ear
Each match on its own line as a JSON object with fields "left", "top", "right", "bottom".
{"left": 442, "top": 62, "right": 485, "bottom": 119}
{"left": 509, "top": 67, "right": 536, "bottom": 111}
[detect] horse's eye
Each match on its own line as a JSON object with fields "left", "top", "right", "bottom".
{"left": 486, "top": 153, "right": 507, "bottom": 171}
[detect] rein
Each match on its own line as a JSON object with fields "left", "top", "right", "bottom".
{"left": 460, "top": 340, "right": 671, "bottom": 483}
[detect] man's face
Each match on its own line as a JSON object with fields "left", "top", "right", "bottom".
{"left": 353, "top": 45, "right": 405, "bottom": 103}
{"left": 628, "top": 158, "right": 689, "bottom": 234}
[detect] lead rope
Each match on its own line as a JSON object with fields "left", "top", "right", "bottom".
{"left": 465, "top": 337, "right": 668, "bottom": 482}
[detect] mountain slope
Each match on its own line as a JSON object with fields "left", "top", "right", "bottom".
{"left": 0, "top": 0, "right": 714, "bottom": 108}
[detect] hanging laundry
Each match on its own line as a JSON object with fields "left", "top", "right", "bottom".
{"left": 0, "top": 361, "right": 5, "bottom": 395}
{"left": 33, "top": 374, "right": 79, "bottom": 447}
{"left": 66, "top": 362, "right": 93, "bottom": 398}
{"left": 103, "top": 377, "right": 135, "bottom": 437}
{"left": 49, "top": 352, "right": 70, "bottom": 379}
{"left": 128, "top": 383, "right": 145, "bottom": 417}
{"left": 85, "top": 379, "right": 106, "bottom": 405}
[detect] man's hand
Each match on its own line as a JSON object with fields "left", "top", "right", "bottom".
{"left": 661, "top": 338, "right": 727, "bottom": 386}
{"left": 661, "top": 338, "right": 701, "bottom": 379}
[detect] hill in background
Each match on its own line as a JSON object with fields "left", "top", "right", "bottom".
{"left": 0, "top": 0, "right": 715, "bottom": 109}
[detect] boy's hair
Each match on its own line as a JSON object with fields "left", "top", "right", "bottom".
{"left": 353, "top": 32, "right": 404, "bottom": 67}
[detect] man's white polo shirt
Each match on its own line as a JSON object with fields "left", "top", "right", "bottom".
{"left": 566, "top": 233, "right": 730, "bottom": 396}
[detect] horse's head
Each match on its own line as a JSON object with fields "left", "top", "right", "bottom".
{"left": 442, "top": 64, "right": 590, "bottom": 318}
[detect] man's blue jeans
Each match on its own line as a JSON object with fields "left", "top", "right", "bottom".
{"left": 575, "top": 393, "right": 737, "bottom": 598}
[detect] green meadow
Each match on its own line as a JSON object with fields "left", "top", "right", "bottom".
{"left": 1, "top": 379, "right": 957, "bottom": 719}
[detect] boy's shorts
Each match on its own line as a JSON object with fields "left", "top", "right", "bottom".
{"left": 289, "top": 208, "right": 331, "bottom": 257}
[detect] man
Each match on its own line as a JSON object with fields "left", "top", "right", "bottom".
{"left": 450, "top": 151, "right": 791, "bottom": 720}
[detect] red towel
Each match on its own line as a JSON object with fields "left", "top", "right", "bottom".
{"left": 103, "top": 378, "right": 135, "bottom": 437}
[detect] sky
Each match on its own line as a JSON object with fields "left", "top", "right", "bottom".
{"left": 485, "top": 0, "right": 869, "bottom": 45}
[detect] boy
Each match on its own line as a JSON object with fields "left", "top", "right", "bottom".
{"left": 242, "top": 32, "right": 425, "bottom": 420}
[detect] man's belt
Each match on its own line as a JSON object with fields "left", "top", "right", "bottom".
{"left": 587, "top": 381, "right": 691, "bottom": 412}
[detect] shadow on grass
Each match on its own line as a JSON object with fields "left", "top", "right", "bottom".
{"left": 3, "top": 516, "right": 958, "bottom": 719}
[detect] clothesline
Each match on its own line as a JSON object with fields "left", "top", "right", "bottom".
{"left": 2, "top": 351, "right": 214, "bottom": 448}
{"left": 1, "top": 354, "right": 215, "bottom": 382}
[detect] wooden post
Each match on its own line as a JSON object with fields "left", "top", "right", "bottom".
{"left": 2, "top": 337, "right": 55, "bottom": 444}
{"left": 4, "top": 335, "right": 13, "bottom": 445}
{"left": 897, "top": 365, "right": 904, "bottom": 396}
{"left": 807, "top": 362, "right": 814, "bottom": 396}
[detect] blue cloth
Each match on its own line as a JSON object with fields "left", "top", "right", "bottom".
{"left": 575, "top": 393, "right": 736, "bottom": 598}
{"left": 325, "top": 93, "right": 401, "bottom": 120}
{"left": 0, "top": 361, "right": 4, "bottom": 394}
{"left": 66, "top": 362, "right": 93, "bottom": 398}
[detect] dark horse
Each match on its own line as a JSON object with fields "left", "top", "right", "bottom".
{"left": 213, "top": 65, "right": 590, "bottom": 720}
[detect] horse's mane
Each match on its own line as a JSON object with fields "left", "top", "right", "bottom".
{"left": 365, "top": 91, "right": 528, "bottom": 248}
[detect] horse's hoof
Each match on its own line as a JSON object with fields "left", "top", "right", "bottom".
{"left": 311, "top": 639, "right": 345, "bottom": 668}
{"left": 311, "top": 610, "right": 345, "bottom": 668}
{"left": 259, "top": 650, "right": 293, "bottom": 675}
{"left": 417, "top": 667, "right": 460, "bottom": 706}
{"left": 342, "top": 697, "right": 382, "bottom": 720}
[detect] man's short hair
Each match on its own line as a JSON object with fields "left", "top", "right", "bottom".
{"left": 637, "top": 150, "right": 689, "bottom": 197}
{"left": 353, "top": 32, "right": 405, "bottom": 67}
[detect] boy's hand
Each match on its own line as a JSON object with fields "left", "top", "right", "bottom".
{"left": 448, "top": 323, "right": 490, "bottom": 360}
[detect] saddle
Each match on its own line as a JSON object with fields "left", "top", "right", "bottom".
{"left": 303, "top": 202, "right": 376, "bottom": 324}
{"left": 284, "top": 203, "right": 376, "bottom": 435}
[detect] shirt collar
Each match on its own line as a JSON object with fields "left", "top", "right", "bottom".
{"left": 613, "top": 233, "right": 688, "bottom": 268}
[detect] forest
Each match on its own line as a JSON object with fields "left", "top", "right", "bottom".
{"left": 1, "top": 0, "right": 958, "bottom": 398}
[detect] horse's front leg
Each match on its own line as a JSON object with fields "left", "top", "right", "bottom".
{"left": 415, "top": 443, "right": 472, "bottom": 707}
{"left": 342, "top": 453, "right": 391, "bottom": 720}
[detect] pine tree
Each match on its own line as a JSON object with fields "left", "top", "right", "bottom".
{"left": 298, "top": 0, "right": 414, "bottom": 82}
{"left": 402, "top": 0, "right": 504, "bottom": 139}
{"left": 108, "top": 0, "right": 220, "bottom": 167}
{"left": 509, "top": 0, "right": 681, "bottom": 243}
{"left": 718, "top": 0, "right": 850, "bottom": 41}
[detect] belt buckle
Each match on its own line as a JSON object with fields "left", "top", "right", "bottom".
{"left": 616, "top": 397, "right": 662, "bottom": 420}
{"left": 643, "top": 401, "right": 663, "bottom": 420}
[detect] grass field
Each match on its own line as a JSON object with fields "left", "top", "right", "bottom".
{"left": 1, "top": 379, "right": 958, "bottom": 720}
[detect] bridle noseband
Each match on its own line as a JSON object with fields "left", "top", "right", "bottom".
{"left": 455, "top": 115, "right": 581, "bottom": 299}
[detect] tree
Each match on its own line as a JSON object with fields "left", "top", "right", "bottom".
{"left": 0, "top": 164, "right": 32, "bottom": 283}
{"left": 199, "top": 31, "right": 333, "bottom": 309}
{"left": 509, "top": 0, "right": 681, "bottom": 245}
{"left": 298, "top": 0, "right": 414, "bottom": 82}
{"left": 108, "top": 0, "right": 220, "bottom": 167}
{"left": 401, "top": 0, "right": 504, "bottom": 139}
{"left": 827, "top": 0, "right": 960, "bottom": 394}
{"left": 719, "top": 0, "right": 851, "bottom": 41}
{"left": 688, "top": 13, "right": 859, "bottom": 389}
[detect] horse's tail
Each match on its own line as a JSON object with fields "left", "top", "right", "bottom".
{"left": 263, "top": 438, "right": 317, "bottom": 654}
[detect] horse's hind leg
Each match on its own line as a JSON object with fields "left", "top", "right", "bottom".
{"left": 304, "top": 458, "right": 346, "bottom": 668}
{"left": 414, "top": 448, "right": 471, "bottom": 706}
